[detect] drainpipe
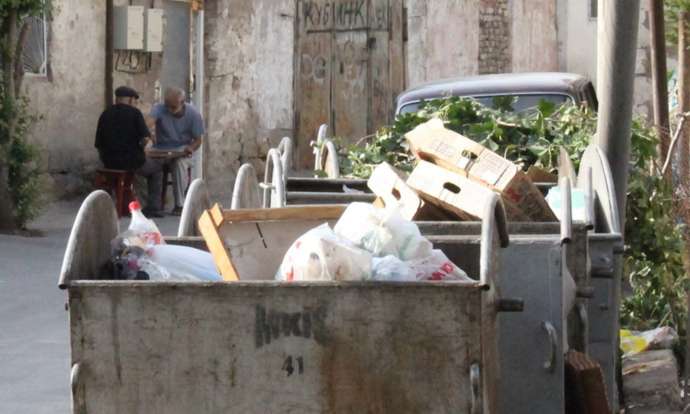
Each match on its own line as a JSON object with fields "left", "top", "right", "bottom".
{"left": 595, "top": 0, "right": 640, "bottom": 231}
{"left": 105, "top": 0, "right": 114, "bottom": 108}
{"left": 595, "top": 1, "right": 640, "bottom": 412}
{"left": 193, "top": 7, "right": 205, "bottom": 180}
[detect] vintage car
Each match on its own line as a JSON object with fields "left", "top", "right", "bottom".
{"left": 395, "top": 72, "right": 598, "bottom": 115}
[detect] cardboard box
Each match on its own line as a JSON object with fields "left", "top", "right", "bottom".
{"left": 407, "top": 160, "right": 529, "bottom": 221}
{"left": 406, "top": 119, "right": 556, "bottom": 221}
{"left": 367, "top": 162, "right": 455, "bottom": 221}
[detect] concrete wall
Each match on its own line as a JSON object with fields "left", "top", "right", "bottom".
{"left": 557, "top": 0, "right": 652, "bottom": 118}
{"left": 405, "top": 0, "right": 480, "bottom": 86}
{"left": 512, "top": 0, "right": 558, "bottom": 72}
{"left": 556, "top": 0, "right": 598, "bottom": 82}
{"left": 23, "top": 0, "right": 106, "bottom": 199}
{"left": 405, "top": 0, "right": 558, "bottom": 87}
{"left": 204, "top": 0, "right": 295, "bottom": 202}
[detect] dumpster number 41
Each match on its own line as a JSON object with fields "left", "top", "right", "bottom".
{"left": 282, "top": 356, "right": 304, "bottom": 377}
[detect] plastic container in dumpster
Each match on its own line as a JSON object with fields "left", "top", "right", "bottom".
{"left": 59, "top": 190, "right": 518, "bottom": 414}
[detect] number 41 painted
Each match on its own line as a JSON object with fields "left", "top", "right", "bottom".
{"left": 282, "top": 356, "right": 304, "bottom": 376}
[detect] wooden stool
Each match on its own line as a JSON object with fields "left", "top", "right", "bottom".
{"left": 94, "top": 168, "right": 135, "bottom": 217}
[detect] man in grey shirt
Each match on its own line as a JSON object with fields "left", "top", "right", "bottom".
{"left": 149, "top": 87, "right": 205, "bottom": 215}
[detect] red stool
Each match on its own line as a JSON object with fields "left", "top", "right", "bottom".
{"left": 94, "top": 168, "right": 135, "bottom": 217}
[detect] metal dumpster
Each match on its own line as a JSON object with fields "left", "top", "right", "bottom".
{"left": 59, "top": 190, "right": 513, "bottom": 414}
{"left": 417, "top": 177, "right": 579, "bottom": 414}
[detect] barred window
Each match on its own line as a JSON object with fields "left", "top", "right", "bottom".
{"left": 22, "top": 14, "right": 48, "bottom": 76}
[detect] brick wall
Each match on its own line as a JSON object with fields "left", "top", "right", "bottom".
{"left": 479, "top": 0, "right": 512, "bottom": 74}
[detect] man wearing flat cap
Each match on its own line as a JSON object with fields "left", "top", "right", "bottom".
{"left": 95, "top": 86, "right": 164, "bottom": 216}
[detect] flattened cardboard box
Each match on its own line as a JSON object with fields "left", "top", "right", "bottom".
{"left": 407, "top": 160, "right": 529, "bottom": 221}
{"left": 406, "top": 119, "right": 556, "bottom": 221}
{"left": 367, "top": 162, "right": 455, "bottom": 221}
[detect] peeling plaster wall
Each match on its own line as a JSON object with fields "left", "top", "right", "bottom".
{"left": 204, "top": 0, "right": 295, "bottom": 202}
{"left": 556, "top": 0, "right": 652, "bottom": 118}
{"left": 512, "top": 0, "right": 558, "bottom": 72}
{"left": 405, "top": 0, "right": 480, "bottom": 86}
{"left": 23, "top": 0, "right": 106, "bottom": 199}
{"left": 405, "top": 0, "right": 558, "bottom": 87}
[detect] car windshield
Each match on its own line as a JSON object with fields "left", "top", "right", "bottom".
{"left": 398, "top": 93, "right": 573, "bottom": 115}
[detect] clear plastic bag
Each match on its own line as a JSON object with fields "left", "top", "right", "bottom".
{"left": 371, "top": 255, "right": 416, "bottom": 281}
{"left": 148, "top": 245, "right": 222, "bottom": 282}
{"left": 277, "top": 223, "right": 372, "bottom": 282}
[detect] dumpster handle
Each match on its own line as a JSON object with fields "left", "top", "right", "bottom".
{"left": 541, "top": 321, "right": 558, "bottom": 372}
{"left": 577, "top": 303, "right": 589, "bottom": 353}
{"left": 261, "top": 148, "right": 285, "bottom": 208}
{"left": 71, "top": 362, "right": 86, "bottom": 413}
{"left": 582, "top": 167, "right": 595, "bottom": 230}
{"left": 231, "top": 163, "right": 261, "bottom": 210}
{"left": 559, "top": 177, "right": 572, "bottom": 244}
{"left": 470, "top": 363, "right": 482, "bottom": 414}
{"left": 480, "top": 194, "right": 509, "bottom": 287}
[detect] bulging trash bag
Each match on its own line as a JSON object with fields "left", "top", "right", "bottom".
{"left": 148, "top": 245, "right": 222, "bottom": 282}
{"left": 407, "top": 249, "right": 471, "bottom": 281}
{"left": 277, "top": 223, "right": 372, "bottom": 282}
{"left": 334, "top": 202, "right": 432, "bottom": 261}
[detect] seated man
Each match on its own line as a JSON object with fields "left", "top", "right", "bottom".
{"left": 95, "top": 86, "right": 164, "bottom": 217}
{"left": 149, "top": 87, "right": 204, "bottom": 215}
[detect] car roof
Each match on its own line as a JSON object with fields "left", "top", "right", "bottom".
{"left": 396, "top": 72, "right": 590, "bottom": 108}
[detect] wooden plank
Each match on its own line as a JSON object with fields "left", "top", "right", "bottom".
{"left": 369, "top": 0, "right": 392, "bottom": 131}
{"left": 388, "top": 0, "right": 405, "bottom": 97}
{"left": 295, "top": 0, "right": 333, "bottom": 168}
{"left": 221, "top": 205, "right": 346, "bottom": 222}
{"left": 197, "top": 210, "right": 240, "bottom": 281}
{"left": 333, "top": 29, "right": 369, "bottom": 141}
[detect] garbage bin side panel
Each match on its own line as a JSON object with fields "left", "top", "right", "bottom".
{"left": 70, "top": 284, "right": 485, "bottom": 414}
{"left": 496, "top": 240, "right": 564, "bottom": 414}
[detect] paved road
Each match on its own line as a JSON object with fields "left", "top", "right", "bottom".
{"left": 0, "top": 198, "right": 180, "bottom": 413}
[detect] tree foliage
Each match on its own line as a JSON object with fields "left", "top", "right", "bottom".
{"left": 340, "top": 97, "right": 686, "bottom": 335}
{"left": 0, "top": 0, "right": 50, "bottom": 229}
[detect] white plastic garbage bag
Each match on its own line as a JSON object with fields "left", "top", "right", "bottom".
{"left": 334, "top": 202, "right": 432, "bottom": 260}
{"left": 407, "top": 249, "right": 472, "bottom": 281}
{"left": 277, "top": 224, "right": 372, "bottom": 282}
{"left": 371, "top": 255, "right": 416, "bottom": 281}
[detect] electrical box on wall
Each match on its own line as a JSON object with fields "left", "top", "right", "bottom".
{"left": 113, "top": 6, "right": 144, "bottom": 50}
{"left": 145, "top": 8, "right": 164, "bottom": 52}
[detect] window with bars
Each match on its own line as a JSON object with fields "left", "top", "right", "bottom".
{"left": 22, "top": 15, "right": 48, "bottom": 76}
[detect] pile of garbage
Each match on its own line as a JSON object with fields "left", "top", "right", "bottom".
{"left": 110, "top": 201, "right": 221, "bottom": 282}
{"left": 276, "top": 203, "right": 471, "bottom": 282}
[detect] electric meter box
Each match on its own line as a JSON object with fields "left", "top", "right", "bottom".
{"left": 145, "top": 8, "right": 164, "bottom": 52}
{"left": 113, "top": 6, "right": 145, "bottom": 50}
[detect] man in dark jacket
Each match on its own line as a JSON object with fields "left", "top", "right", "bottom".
{"left": 95, "top": 86, "right": 164, "bottom": 216}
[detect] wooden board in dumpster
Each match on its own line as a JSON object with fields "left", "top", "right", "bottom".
{"left": 406, "top": 118, "right": 557, "bottom": 221}
{"left": 408, "top": 160, "right": 529, "bottom": 221}
{"left": 198, "top": 204, "right": 346, "bottom": 281}
{"left": 367, "top": 161, "right": 456, "bottom": 221}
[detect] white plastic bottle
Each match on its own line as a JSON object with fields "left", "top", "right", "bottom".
{"left": 127, "top": 200, "right": 164, "bottom": 247}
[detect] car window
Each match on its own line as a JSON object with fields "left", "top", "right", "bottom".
{"left": 398, "top": 94, "right": 573, "bottom": 115}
